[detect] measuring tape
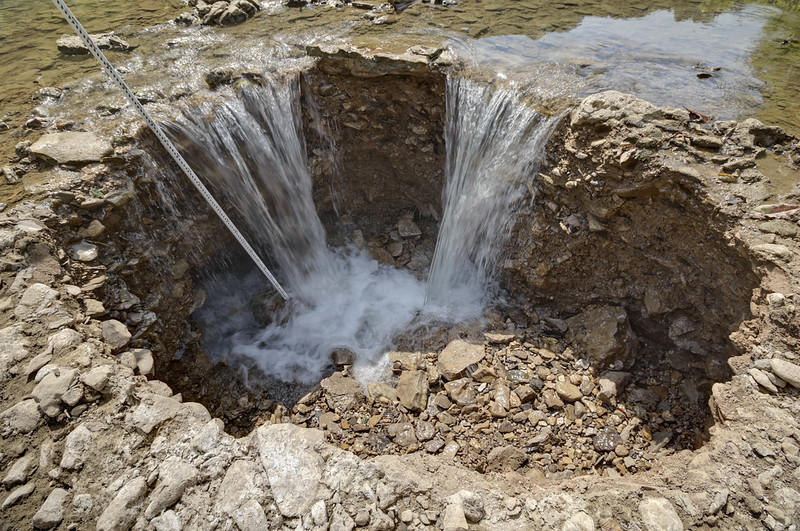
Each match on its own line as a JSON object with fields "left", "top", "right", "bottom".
{"left": 50, "top": 0, "right": 289, "bottom": 300}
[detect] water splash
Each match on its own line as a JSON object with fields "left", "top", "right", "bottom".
{"left": 426, "top": 76, "right": 558, "bottom": 307}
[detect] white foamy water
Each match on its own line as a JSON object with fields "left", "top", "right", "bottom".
{"left": 195, "top": 248, "right": 484, "bottom": 385}
{"left": 426, "top": 76, "right": 559, "bottom": 307}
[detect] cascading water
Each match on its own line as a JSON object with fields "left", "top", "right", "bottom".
{"left": 171, "top": 77, "right": 430, "bottom": 387}
{"left": 174, "top": 73, "right": 557, "bottom": 391}
{"left": 426, "top": 77, "right": 559, "bottom": 307}
{"left": 165, "top": 78, "right": 334, "bottom": 300}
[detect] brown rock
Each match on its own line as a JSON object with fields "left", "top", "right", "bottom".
{"left": 555, "top": 381, "right": 583, "bottom": 402}
{"left": 396, "top": 370, "right": 428, "bottom": 412}
{"left": 566, "top": 306, "right": 637, "bottom": 365}
{"left": 437, "top": 340, "right": 485, "bottom": 381}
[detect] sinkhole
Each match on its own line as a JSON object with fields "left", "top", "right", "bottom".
{"left": 72, "top": 57, "right": 760, "bottom": 479}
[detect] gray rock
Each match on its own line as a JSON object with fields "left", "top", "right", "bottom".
{"left": 96, "top": 476, "right": 148, "bottom": 531}
{"left": 30, "top": 132, "right": 112, "bottom": 166}
{"left": 32, "top": 488, "right": 68, "bottom": 529}
{"left": 24, "top": 352, "right": 53, "bottom": 377}
{"left": 150, "top": 510, "right": 181, "bottom": 531}
{"left": 133, "top": 348, "right": 154, "bottom": 376}
{"left": 193, "top": 419, "right": 224, "bottom": 454}
{"left": 131, "top": 395, "right": 181, "bottom": 434}
{"left": 82, "top": 365, "right": 114, "bottom": 391}
{"left": 144, "top": 457, "right": 198, "bottom": 519}
{"left": 707, "top": 488, "right": 728, "bottom": 515}
{"left": 72, "top": 494, "right": 94, "bottom": 517}
{"left": 60, "top": 424, "right": 93, "bottom": 470}
{"left": 257, "top": 423, "right": 325, "bottom": 517}
{"left": 214, "top": 460, "right": 268, "bottom": 515}
{"left": 396, "top": 216, "right": 422, "bottom": 237}
{"left": 32, "top": 368, "right": 78, "bottom": 417}
{"left": 233, "top": 499, "right": 270, "bottom": 531}
{"left": 0, "top": 399, "right": 41, "bottom": 433}
{"left": 60, "top": 385, "right": 83, "bottom": 407}
{"left": 0, "top": 324, "right": 31, "bottom": 374}
{"left": 437, "top": 340, "right": 485, "bottom": 381}
{"left": 752, "top": 244, "right": 792, "bottom": 262}
{"left": 770, "top": 359, "right": 800, "bottom": 389}
{"left": 562, "top": 512, "right": 596, "bottom": 531}
{"left": 387, "top": 422, "right": 418, "bottom": 447}
{"left": 48, "top": 328, "right": 82, "bottom": 355}
{"left": 101, "top": 320, "right": 131, "bottom": 351}
{"left": 84, "top": 298, "right": 106, "bottom": 316}
{"left": 594, "top": 426, "right": 623, "bottom": 453}
{"left": 331, "top": 503, "right": 356, "bottom": 531}
{"left": 749, "top": 368, "right": 778, "bottom": 393}
{"left": 416, "top": 420, "right": 436, "bottom": 442}
{"left": 311, "top": 500, "right": 328, "bottom": 527}
{"left": 320, "top": 372, "right": 365, "bottom": 411}
{"left": 1, "top": 482, "right": 35, "bottom": 510}
{"left": 639, "top": 497, "right": 684, "bottom": 531}
{"left": 70, "top": 242, "right": 98, "bottom": 262}
{"left": 368, "top": 383, "right": 398, "bottom": 403}
{"left": 567, "top": 306, "right": 637, "bottom": 365}
{"left": 15, "top": 283, "right": 59, "bottom": 320}
{"left": 442, "top": 503, "right": 469, "bottom": 531}
{"left": 597, "top": 371, "right": 631, "bottom": 404}
{"left": 57, "top": 33, "right": 130, "bottom": 55}
{"left": 396, "top": 370, "right": 428, "bottom": 412}
{"left": 446, "top": 491, "right": 484, "bottom": 523}
{"left": 2, "top": 453, "right": 35, "bottom": 487}
{"left": 444, "top": 378, "right": 475, "bottom": 406}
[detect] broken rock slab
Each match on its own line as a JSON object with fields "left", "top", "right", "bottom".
{"left": 30, "top": 132, "right": 112, "bottom": 167}
{"left": 437, "top": 340, "right": 485, "bottom": 381}
{"left": 0, "top": 399, "right": 41, "bottom": 433}
{"left": 256, "top": 423, "right": 326, "bottom": 518}
{"left": 320, "top": 372, "right": 365, "bottom": 411}
{"left": 32, "top": 368, "right": 78, "bottom": 418}
{"left": 96, "top": 476, "right": 148, "bottom": 531}
{"left": 144, "top": 457, "right": 198, "bottom": 519}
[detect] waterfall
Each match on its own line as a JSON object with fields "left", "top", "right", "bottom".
{"left": 170, "top": 77, "right": 429, "bottom": 386}
{"left": 170, "top": 74, "right": 557, "bottom": 388}
{"left": 165, "top": 78, "right": 335, "bottom": 300}
{"left": 426, "top": 77, "right": 559, "bottom": 307}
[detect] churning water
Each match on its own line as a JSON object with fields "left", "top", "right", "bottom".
{"left": 174, "top": 74, "right": 557, "bottom": 386}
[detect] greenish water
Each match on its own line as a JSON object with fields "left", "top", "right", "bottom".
{"left": 0, "top": 0, "right": 799, "bottom": 161}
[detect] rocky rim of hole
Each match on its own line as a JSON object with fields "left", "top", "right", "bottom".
{"left": 1, "top": 46, "right": 799, "bottom": 530}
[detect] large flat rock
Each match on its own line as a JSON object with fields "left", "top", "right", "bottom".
{"left": 30, "top": 132, "right": 112, "bottom": 166}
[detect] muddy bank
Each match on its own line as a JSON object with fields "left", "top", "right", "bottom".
{"left": 1, "top": 44, "right": 800, "bottom": 531}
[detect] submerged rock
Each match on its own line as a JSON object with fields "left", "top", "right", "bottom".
{"left": 57, "top": 33, "right": 131, "bottom": 55}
